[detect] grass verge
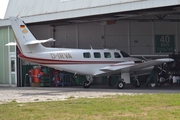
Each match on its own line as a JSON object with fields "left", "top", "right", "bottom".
{"left": 0, "top": 94, "right": 180, "bottom": 120}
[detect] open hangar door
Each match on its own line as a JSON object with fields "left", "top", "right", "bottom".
{"left": 27, "top": 5, "right": 180, "bottom": 54}
{"left": 19, "top": 6, "right": 180, "bottom": 87}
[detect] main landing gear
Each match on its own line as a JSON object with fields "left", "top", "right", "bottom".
{"left": 133, "top": 77, "right": 141, "bottom": 88}
{"left": 82, "top": 75, "right": 141, "bottom": 89}
{"left": 117, "top": 80, "right": 125, "bottom": 89}
{"left": 83, "top": 76, "right": 93, "bottom": 88}
{"left": 116, "top": 76, "right": 141, "bottom": 89}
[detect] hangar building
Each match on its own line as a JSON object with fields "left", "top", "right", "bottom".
{"left": 0, "top": 0, "right": 180, "bottom": 87}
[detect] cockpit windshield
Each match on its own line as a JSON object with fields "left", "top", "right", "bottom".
{"left": 120, "top": 51, "right": 130, "bottom": 57}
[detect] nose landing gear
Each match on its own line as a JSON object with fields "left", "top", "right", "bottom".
{"left": 83, "top": 76, "right": 93, "bottom": 88}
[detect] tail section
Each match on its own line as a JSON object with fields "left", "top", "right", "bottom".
{"left": 10, "top": 17, "right": 54, "bottom": 53}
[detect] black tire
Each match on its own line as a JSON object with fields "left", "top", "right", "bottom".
{"left": 117, "top": 81, "right": 124, "bottom": 89}
{"left": 135, "top": 79, "right": 141, "bottom": 88}
{"left": 82, "top": 80, "right": 90, "bottom": 88}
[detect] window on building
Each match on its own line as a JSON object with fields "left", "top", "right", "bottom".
{"left": 94, "top": 52, "right": 101, "bottom": 58}
{"left": 114, "top": 52, "right": 121, "bottom": 58}
{"left": 104, "top": 52, "right": 111, "bottom": 58}
{"left": 11, "top": 59, "right": 15, "bottom": 72}
{"left": 83, "top": 52, "right": 91, "bottom": 58}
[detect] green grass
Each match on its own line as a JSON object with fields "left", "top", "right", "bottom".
{"left": 0, "top": 94, "right": 180, "bottom": 120}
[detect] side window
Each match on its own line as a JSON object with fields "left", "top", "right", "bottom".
{"left": 120, "top": 51, "right": 130, "bottom": 57}
{"left": 104, "top": 52, "right": 111, "bottom": 58}
{"left": 83, "top": 52, "right": 91, "bottom": 58}
{"left": 94, "top": 52, "right": 101, "bottom": 58}
{"left": 114, "top": 52, "right": 121, "bottom": 58}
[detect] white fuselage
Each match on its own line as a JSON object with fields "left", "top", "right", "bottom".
{"left": 8, "top": 17, "right": 174, "bottom": 88}
{"left": 19, "top": 48, "right": 142, "bottom": 76}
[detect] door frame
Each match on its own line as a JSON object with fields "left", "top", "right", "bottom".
{"left": 9, "top": 54, "right": 17, "bottom": 86}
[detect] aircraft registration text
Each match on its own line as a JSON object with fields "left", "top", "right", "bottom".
{"left": 50, "top": 53, "right": 72, "bottom": 59}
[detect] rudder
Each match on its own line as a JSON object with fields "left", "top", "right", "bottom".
{"left": 10, "top": 17, "right": 45, "bottom": 53}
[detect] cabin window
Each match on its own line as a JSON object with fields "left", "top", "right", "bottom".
{"left": 120, "top": 51, "right": 130, "bottom": 57}
{"left": 104, "top": 52, "right": 111, "bottom": 58}
{"left": 83, "top": 52, "right": 91, "bottom": 58}
{"left": 114, "top": 52, "right": 121, "bottom": 58}
{"left": 94, "top": 52, "right": 101, "bottom": 58}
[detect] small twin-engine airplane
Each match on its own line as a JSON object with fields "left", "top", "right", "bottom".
{"left": 7, "top": 17, "right": 174, "bottom": 89}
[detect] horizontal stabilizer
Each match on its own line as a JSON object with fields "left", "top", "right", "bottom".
{"left": 24, "top": 38, "right": 55, "bottom": 45}
{"left": 5, "top": 42, "right": 17, "bottom": 46}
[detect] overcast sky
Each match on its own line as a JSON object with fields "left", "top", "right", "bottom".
{"left": 0, "top": 0, "right": 9, "bottom": 19}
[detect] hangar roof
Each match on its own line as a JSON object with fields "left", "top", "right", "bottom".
{"left": 4, "top": 0, "right": 180, "bottom": 22}
{"left": 1, "top": 0, "right": 180, "bottom": 26}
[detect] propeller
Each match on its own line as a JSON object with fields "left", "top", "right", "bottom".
{"left": 169, "top": 49, "right": 176, "bottom": 58}
{"left": 169, "top": 49, "right": 180, "bottom": 63}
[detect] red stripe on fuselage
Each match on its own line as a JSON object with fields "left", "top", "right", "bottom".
{"left": 18, "top": 54, "right": 121, "bottom": 65}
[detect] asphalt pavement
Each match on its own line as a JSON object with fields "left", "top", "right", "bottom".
{"left": 0, "top": 84, "right": 180, "bottom": 104}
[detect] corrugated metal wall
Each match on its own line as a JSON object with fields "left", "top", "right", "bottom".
{"left": 5, "top": 0, "right": 142, "bottom": 18}
{"left": 0, "top": 27, "right": 16, "bottom": 86}
{"left": 0, "top": 27, "right": 9, "bottom": 84}
{"left": 5, "top": 0, "right": 180, "bottom": 23}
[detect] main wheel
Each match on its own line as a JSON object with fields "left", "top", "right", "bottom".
{"left": 117, "top": 81, "right": 124, "bottom": 89}
{"left": 83, "top": 80, "right": 90, "bottom": 88}
{"left": 135, "top": 79, "right": 141, "bottom": 87}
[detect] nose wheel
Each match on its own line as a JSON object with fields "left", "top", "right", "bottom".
{"left": 83, "top": 76, "right": 93, "bottom": 88}
{"left": 83, "top": 80, "right": 91, "bottom": 88}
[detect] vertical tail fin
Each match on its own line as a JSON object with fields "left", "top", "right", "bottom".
{"left": 10, "top": 17, "right": 45, "bottom": 53}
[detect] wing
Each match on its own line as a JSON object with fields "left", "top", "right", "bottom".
{"left": 94, "top": 58, "right": 174, "bottom": 76}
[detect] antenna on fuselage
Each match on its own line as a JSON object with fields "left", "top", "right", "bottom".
{"left": 90, "top": 45, "right": 93, "bottom": 50}
{"left": 73, "top": 72, "right": 77, "bottom": 77}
